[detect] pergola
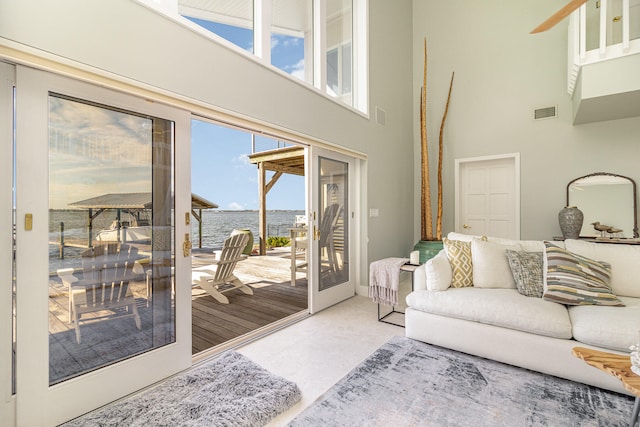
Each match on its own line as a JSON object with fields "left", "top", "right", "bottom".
{"left": 247, "top": 146, "right": 305, "bottom": 255}
{"left": 69, "top": 192, "right": 218, "bottom": 248}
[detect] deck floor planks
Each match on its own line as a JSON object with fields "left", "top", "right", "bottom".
{"left": 48, "top": 252, "right": 309, "bottom": 357}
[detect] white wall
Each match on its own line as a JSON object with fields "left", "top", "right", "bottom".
{"left": 412, "top": 0, "right": 640, "bottom": 240}
{"left": 0, "top": 0, "right": 416, "bottom": 277}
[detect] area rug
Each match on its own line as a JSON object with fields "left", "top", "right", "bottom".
{"left": 63, "top": 351, "right": 301, "bottom": 427}
{"left": 289, "top": 336, "right": 635, "bottom": 426}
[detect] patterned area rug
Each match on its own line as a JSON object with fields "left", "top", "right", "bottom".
{"left": 63, "top": 351, "right": 301, "bottom": 427}
{"left": 289, "top": 336, "right": 635, "bottom": 426}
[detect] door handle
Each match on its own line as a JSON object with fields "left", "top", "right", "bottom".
{"left": 463, "top": 224, "right": 471, "bottom": 229}
{"left": 183, "top": 233, "right": 192, "bottom": 257}
{"left": 314, "top": 226, "right": 321, "bottom": 241}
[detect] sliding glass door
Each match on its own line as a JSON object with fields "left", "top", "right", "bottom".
{"left": 14, "top": 67, "right": 192, "bottom": 425}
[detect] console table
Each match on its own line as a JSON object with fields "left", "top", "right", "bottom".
{"left": 572, "top": 347, "right": 639, "bottom": 427}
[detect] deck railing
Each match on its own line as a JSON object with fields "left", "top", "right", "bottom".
{"left": 568, "top": 0, "right": 640, "bottom": 95}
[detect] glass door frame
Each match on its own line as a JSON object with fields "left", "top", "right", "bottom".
{"left": 307, "top": 146, "right": 356, "bottom": 313}
{"left": 0, "top": 61, "right": 16, "bottom": 426}
{"left": 14, "top": 66, "right": 192, "bottom": 426}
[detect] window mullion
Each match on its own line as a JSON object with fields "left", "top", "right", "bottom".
{"left": 254, "top": 0, "right": 272, "bottom": 63}
{"left": 313, "top": 0, "right": 327, "bottom": 90}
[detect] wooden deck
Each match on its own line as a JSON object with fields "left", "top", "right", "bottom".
{"left": 191, "top": 251, "right": 308, "bottom": 353}
{"left": 48, "top": 249, "right": 308, "bottom": 369}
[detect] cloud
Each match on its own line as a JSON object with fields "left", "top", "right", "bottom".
{"left": 228, "top": 202, "right": 245, "bottom": 210}
{"left": 288, "top": 59, "right": 306, "bottom": 81}
{"left": 234, "top": 153, "right": 251, "bottom": 165}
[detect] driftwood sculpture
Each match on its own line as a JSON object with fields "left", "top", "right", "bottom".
{"left": 436, "top": 72, "right": 455, "bottom": 240}
{"left": 420, "top": 37, "right": 455, "bottom": 241}
{"left": 420, "top": 38, "right": 432, "bottom": 241}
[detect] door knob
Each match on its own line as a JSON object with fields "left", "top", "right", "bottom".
{"left": 463, "top": 224, "right": 471, "bottom": 229}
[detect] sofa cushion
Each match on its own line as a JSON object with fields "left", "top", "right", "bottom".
{"left": 487, "top": 236, "right": 546, "bottom": 253}
{"left": 505, "top": 250, "right": 544, "bottom": 298}
{"left": 443, "top": 238, "right": 473, "bottom": 288}
{"left": 406, "top": 288, "right": 573, "bottom": 339}
{"left": 471, "top": 239, "right": 519, "bottom": 289}
{"left": 568, "top": 296, "right": 640, "bottom": 352}
{"left": 446, "top": 232, "right": 548, "bottom": 252}
{"left": 543, "top": 242, "right": 624, "bottom": 307}
{"left": 426, "top": 250, "right": 452, "bottom": 291}
{"left": 565, "top": 239, "right": 640, "bottom": 298}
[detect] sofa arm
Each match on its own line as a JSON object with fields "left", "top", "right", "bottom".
{"left": 413, "top": 263, "right": 427, "bottom": 291}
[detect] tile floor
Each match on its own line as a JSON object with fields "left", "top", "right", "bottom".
{"left": 238, "top": 295, "right": 407, "bottom": 426}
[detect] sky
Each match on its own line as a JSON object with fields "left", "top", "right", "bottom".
{"left": 191, "top": 120, "right": 304, "bottom": 211}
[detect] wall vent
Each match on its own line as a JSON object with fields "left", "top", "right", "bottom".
{"left": 534, "top": 105, "right": 557, "bottom": 120}
{"left": 375, "top": 106, "right": 387, "bottom": 126}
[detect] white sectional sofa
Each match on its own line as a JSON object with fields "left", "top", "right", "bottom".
{"left": 406, "top": 232, "right": 640, "bottom": 395}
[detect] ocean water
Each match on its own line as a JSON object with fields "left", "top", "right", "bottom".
{"left": 48, "top": 209, "right": 304, "bottom": 264}
{"left": 190, "top": 210, "right": 304, "bottom": 249}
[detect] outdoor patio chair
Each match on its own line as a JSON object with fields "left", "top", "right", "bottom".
{"left": 319, "top": 203, "right": 343, "bottom": 277}
{"left": 57, "top": 243, "right": 142, "bottom": 344}
{"left": 191, "top": 233, "right": 253, "bottom": 304}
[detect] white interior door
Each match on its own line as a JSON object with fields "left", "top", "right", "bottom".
{"left": 308, "top": 147, "right": 355, "bottom": 313}
{"left": 455, "top": 154, "right": 520, "bottom": 239}
{"left": 14, "top": 66, "right": 192, "bottom": 426}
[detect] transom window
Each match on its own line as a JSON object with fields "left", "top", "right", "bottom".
{"left": 154, "top": 0, "right": 367, "bottom": 113}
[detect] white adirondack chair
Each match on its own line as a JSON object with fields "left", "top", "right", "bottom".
{"left": 191, "top": 233, "right": 253, "bottom": 304}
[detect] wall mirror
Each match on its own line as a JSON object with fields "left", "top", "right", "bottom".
{"left": 567, "top": 172, "right": 638, "bottom": 238}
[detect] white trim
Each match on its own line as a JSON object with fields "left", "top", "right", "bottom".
{"left": 314, "top": 0, "right": 327, "bottom": 91}
{"left": 454, "top": 153, "right": 521, "bottom": 240}
{"left": 254, "top": 0, "right": 271, "bottom": 63}
{"left": 353, "top": 0, "right": 369, "bottom": 113}
{"left": 0, "top": 60, "right": 16, "bottom": 427}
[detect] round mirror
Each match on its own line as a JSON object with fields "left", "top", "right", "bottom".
{"left": 567, "top": 172, "right": 638, "bottom": 239}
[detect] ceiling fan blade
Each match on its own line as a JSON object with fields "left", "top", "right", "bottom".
{"left": 530, "top": 0, "right": 588, "bottom": 34}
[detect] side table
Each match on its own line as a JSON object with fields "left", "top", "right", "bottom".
{"left": 377, "top": 263, "right": 418, "bottom": 327}
{"left": 572, "top": 347, "right": 639, "bottom": 427}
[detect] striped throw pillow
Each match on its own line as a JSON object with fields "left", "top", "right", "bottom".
{"left": 543, "top": 242, "right": 624, "bottom": 306}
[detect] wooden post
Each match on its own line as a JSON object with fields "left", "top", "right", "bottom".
{"left": 59, "top": 221, "right": 64, "bottom": 259}
{"left": 198, "top": 208, "right": 203, "bottom": 248}
{"left": 258, "top": 162, "right": 267, "bottom": 255}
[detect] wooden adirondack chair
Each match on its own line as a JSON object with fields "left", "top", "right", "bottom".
{"left": 191, "top": 233, "right": 253, "bottom": 304}
{"left": 57, "top": 243, "right": 142, "bottom": 343}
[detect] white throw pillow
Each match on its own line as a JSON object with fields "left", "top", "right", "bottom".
{"left": 565, "top": 239, "right": 640, "bottom": 298}
{"left": 426, "top": 249, "right": 452, "bottom": 291}
{"left": 472, "top": 239, "right": 521, "bottom": 289}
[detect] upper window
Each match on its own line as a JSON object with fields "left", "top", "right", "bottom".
{"left": 180, "top": 0, "right": 254, "bottom": 53}
{"left": 325, "top": 0, "right": 353, "bottom": 106}
{"left": 171, "top": 0, "right": 367, "bottom": 113}
{"left": 271, "top": 0, "right": 313, "bottom": 84}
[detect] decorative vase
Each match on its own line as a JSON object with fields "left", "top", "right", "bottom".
{"left": 413, "top": 240, "right": 444, "bottom": 264}
{"left": 231, "top": 228, "right": 254, "bottom": 255}
{"left": 558, "top": 206, "right": 583, "bottom": 240}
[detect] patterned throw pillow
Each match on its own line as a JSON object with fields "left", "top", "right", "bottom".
{"left": 505, "top": 250, "right": 544, "bottom": 298}
{"left": 443, "top": 238, "right": 473, "bottom": 288}
{"left": 543, "top": 242, "right": 624, "bottom": 306}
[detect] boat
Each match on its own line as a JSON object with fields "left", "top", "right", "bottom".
{"left": 96, "top": 212, "right": 152, "bottom": 243}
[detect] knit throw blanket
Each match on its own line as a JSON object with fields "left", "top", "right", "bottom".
{"left": 368, "top": 257, "right": 409, "bottom": 306}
